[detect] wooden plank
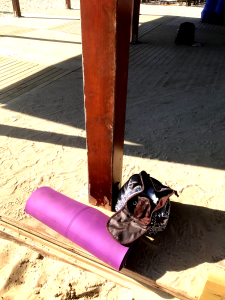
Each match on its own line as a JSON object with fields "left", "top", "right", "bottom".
{"left": 0, "top": 56, "right": 74, "bottom": 102}
{"left": 47, "top": 20, "right": 81, "bottom": 35}
{"left": 0, "top": 68, "right": 62, "bottom": 99}
{"left": 0, "top": 57, "right": 11, "bottom": 64}
{"left": 166, "top": 17, "right": 225, "bottom": 32}
{"left": 3, "top": 68, "right": 70, "bottom": 96}
{"left": 0, "top": 65, "right": 57, "bottom": 86}
{"left": 0, "top": 67, "right": 59, "bottom": 96}
{"left": 0, "top": 60, "right": 28, "bottom": 71}
{"left": 0, "top": 61, "right": 33, "bottom": 74}
{"left": 130, "top": 0, "right": 141, "bottom": 44}
{"left": 0, "top": 58, "right": 19, "bottom": 68}
{"left": 0, "top": 216, "right": 195, "bottom": 300}
{"left": 0, "top": 66, "right": 56, "bottom": 94}
{"left": 138, "top": 23, "right": 160, "bottom": 38}
{"left": 80, "top": 0, "right": 132, "bottom": 210}
{"left": 65, "top": 0, "right": 71, "bottom": 9}
{"left": 0, "top": 69, "right": 71, "bottom": 102}
{"left": 0, "top": 65, "right": 44, "bottom": 87}
{"left": 0, "top": 24, "right": 36, "bottom": 37}
{"left": 199, "top": 274, "right": 225, "bottom": 300}
{"left": 0, "top": 60, "right": 20, "bottom": 69}
{"left": 0, "top": 62, "right": 39, "bottom": 79}
{"left": 0, "top": 66, "right": 48, "bottom": 91}
{"left": 12, "top": 0, "right": 21, "bottom": 17}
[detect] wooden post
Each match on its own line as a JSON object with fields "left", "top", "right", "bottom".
{"left": 65, "top": 0, "right": 71, "bottom": 9}
{"left": 80, "top": 0, "right": 132, "bottom": 210}
{"left": 12, "top": 0, "right": 21, "bottom": 17}
{"left": 130, "top": 0, "right": 141, "bottom": 44}
{"left": 187, "top": 0, "right": 192, "bottom": 6}
{"left": 199, "top": 274, "right": 225, "bottom": 300}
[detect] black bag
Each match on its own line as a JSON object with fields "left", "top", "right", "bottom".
{"left": 175, "top": 22, "right": 195, "bottom": 45}
{"left": 107, "top": 171, "right": 178, "bottom": 245}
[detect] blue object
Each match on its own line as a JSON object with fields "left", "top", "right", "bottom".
{"left": 215, "top": 0, "right": 225, "bottom": 16}
{"left": 201, "top": 0, "right": 225, "bottom": 24}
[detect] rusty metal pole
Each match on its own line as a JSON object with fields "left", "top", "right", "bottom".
{"left": 130, "top": 0, "right": 141, "bottom": 43}
{"left": 12, "top": 0, "right": 21, "bottom": 17}
{"left": 80, "top": 0, "right": 132, "bottom": 210}
{"left": 65, "top": 0, "right": 71, "bottom": 9}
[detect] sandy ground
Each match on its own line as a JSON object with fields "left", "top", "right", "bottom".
{"left": 0, "top": 2, "right": 225, "bottom": 300}
{"left": 0, "top": 238, "right": 133, "bottom": 300}
{"left": 0, "top": 0, "right": 80, "bottom": 17}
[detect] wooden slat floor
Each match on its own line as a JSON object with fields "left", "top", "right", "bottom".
{"left": 0, "top": 24, "right": 37, "bottom": 38}
{"left": 0, "top": 57, "right": 72, "bottom": 103}
{"left": 139, "top": 22, "right": 161, "bottom": 38}
{"left": 24, "top": 9, "right": 81, "bottom": 18}
{"left": 128, "top": 43, "right": 225, "bottom": 93}
{"left": 166, "top": 16, "right": 225, "bottom": 31}
{"left": 46, "top": 20, "right": 161, "bottom": 37}
{"left": 46, "top": 20, "right": 81, "bottom": 34}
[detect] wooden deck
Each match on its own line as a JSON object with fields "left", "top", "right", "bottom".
{"left": 0, "top": 57, "right": 71, "bottom": 103}
{"left": 0, "top": 13, "right": 82, "bottom": 101}
{"left": 0, "top": 12, "right": 163, "bottom": 102}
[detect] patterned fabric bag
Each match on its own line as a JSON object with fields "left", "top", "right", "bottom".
{"left": 107, "top": 171, "right": 178, "bottom": 245}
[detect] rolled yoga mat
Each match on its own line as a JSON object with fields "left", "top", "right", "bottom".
{"left": 25, "top": 187, "right": 132, "bottom": 271}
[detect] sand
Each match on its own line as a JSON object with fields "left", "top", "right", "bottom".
{"left": 0, "top": 0, "right": 80, "bottom": 17}
{"left": 0, "top": 238, "right": 134, "bottom": 300}
{"left": 0, "top": 1, "right": 225, "bottom": 300}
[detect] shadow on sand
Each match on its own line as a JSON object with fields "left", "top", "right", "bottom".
{"left": 125, "top": 201, "right": 225, "bottom": 298}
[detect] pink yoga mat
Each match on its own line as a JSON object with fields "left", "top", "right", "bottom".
{"left": 25, "top": 187, "right": 132, "bottom": 271}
